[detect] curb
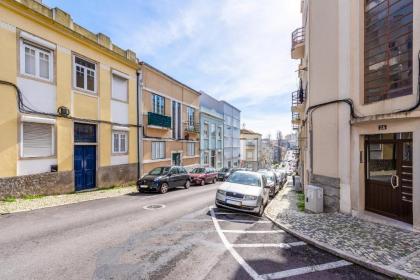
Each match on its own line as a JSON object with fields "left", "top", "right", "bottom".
{"left": 264, "top": 204, "right": 420, "bottom": 280}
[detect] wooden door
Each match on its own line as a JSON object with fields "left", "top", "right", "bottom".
{"left": 365, "top": 134, "right": 413, "bottom": 224}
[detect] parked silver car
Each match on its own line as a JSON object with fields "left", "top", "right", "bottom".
{"left": 215, "top": 171, "right": 270, "bottom": 216}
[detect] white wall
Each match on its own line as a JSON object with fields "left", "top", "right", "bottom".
{"left": 111, "top": 100, "right": 129, "bottom": 125}
{"left": 17, "top": 158, "right": 57, "bottom": 175}
{"left": 17, "top": 77, "right": 56, "bottom": 114}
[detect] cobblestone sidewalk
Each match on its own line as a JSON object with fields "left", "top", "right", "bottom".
{"left": 0, "top": 186, "right": 137, "bottom": 214}
{"left": 265, "top": 184, "right": 420, "bottom": 280}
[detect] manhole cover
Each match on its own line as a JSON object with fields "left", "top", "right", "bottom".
{"left": 143, "top": 204, "right": 166, "bottom": 210}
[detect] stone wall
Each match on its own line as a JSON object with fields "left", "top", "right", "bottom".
{"left": 0, "top": 163, "right": 138, "bottom": 199}
{"left": 0, "top": 171, "right": 74, "bottom": 199}
{"left": 309, "top": 173, "right": 340, "bottom": 212}
{"left": 97, "top": 163, "right": 138, "bottom": 189}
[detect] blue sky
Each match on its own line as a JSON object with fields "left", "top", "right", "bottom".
{"left": 44, "top": 0, "right": 301, "bottom": 137}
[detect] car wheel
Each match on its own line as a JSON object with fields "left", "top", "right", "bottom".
{"left": 184, "top": 180, "right": 190, "bottom": 189}
{"left": 201, "top": 180, "right": 205, "bottom": 186}
{"left": 212, "top": 178, "right": 217, "bottom": 184}
{"left": 160, "top": 183, "right": 169, "bottom": 194}
{"left": 257, "top": 204, "right": 264, "bottom": 217}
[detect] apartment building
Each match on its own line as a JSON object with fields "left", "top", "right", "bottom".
{"left": 240, "top": 129, "right": 262, "bottom": 171}
{"left": 223, "top": 102, "right": 241, "bottom": 168}
{"left": 261, "top": 138, "right": 274, "bottom": 169}
{"left": 292, "top": 0, "right": 419, "bottom": 230}
{"left": 140, "top": 62, "right": 200, "bottom": 174}
{"left": 199, "top": 92, "right": 224, "bottom": 169}
{"left": 0, "top": 0, "right": 139, "bottom": 198}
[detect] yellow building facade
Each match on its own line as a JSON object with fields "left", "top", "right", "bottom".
{"left": 140, "top": 63, "right": 200, "bottom": 174}
{"left": 0, "top": 0, "right": 140, "bottom": 197}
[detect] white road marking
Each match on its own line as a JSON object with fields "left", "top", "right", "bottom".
{"left": 180, "top": 219, "right": 271, "bottom": 223}
{"left": 260, "top": 260, "right": 352, "bottom": 279}
{"left": 218, "top": 219, "right": 271, "bottom": 223}
{"left": 209, "top": 206, "right": 263, "bottom": 280}
{"left": 221, "top": 230, "right": 285, "bottom": 234}
{"left": 232, "top": 241, "right": 306, "bottom": 248}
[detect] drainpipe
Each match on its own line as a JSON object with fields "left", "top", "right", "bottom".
{"left": 136, "top": 70, "right": 143, "bottom": 179}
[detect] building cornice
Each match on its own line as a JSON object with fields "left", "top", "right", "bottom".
{"left": 2, "top": 0, "right": 138, "bottom": 69}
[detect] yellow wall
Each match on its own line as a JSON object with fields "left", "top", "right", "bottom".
{"left": 0, "top": 24, "right": 18, "bottom": 177}
{"left": 0, "top": 1, "right": 138, "bottom": 178}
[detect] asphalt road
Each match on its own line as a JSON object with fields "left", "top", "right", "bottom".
{"left": 0, "top": 182, "right": 389, "bottom": 280}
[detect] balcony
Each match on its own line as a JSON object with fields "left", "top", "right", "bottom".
{"left": 184, "top": 122, "right": 200, "bottom": 134}
{"left": 291, "top": 89, "right": 306, "bottom": 113}
{"left": 147, "top": 112, "right": 171, "bottom": 129}
{"left": 291, "top": 111, "right": 302, "bottom": 130}
{"left": 291, "top": 27, "right": 305, "bottom": 59}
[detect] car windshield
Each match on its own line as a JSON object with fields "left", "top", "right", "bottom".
{"left": 227, "top": 172, "right": 261, "bottom": 187}
{"left": 191, "top": 168, "right": 205, "bottom": 174}
{"left": 149, "top": 167, "right": 170, "bottom": 175}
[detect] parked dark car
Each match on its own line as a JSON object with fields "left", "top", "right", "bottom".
{"left": 217, "top": 167, "right": 230, "bottom": 181}
{"left": 189, "top": 167, "right": 218, "bottom": 186}
{"left": 137, "top": 166, "right": 191, "bottom": 194}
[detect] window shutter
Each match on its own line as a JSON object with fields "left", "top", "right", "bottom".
{"left": 112, "top": 74, "right": 128, "bottom": 102}
{"left": 159, "top": 142, "right": 165, "bottom": 159}
{"left": 22, "top": 123, "right": 53, "bottom": 157}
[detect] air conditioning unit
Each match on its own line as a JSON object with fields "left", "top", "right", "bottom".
{"left": 305, "top": 185, "right": 323, "bottom": 213}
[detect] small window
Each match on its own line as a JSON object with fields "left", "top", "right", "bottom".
{"left": 22, "top": 122, "right": 54, "bottom": 158}
{"left": 203, "top": 123, "right": 209, "bottom": 139}
{"left": 74, "top": 56, "right": 97, "bottom": 93}
{"left": 112, "top": 74, "right": 128, "bottom": 102}
{"left": 187, "top": 107, "right": 195, "bottom": 127}
{"left": 112, "top": 131, "right": 128, "bottom": 153}
{"left": 21, "top": 41, "right": 53, "bottom": 81}
{"left": 187, "top": 143, "right": 195, "bottom": 156}
{"left": 204, "top": 152, "right": 209, "bottom": 165}
{"left": 152, "top": 141, "right": 165, "bottom": 160}
{"left": 152, "top": 94, "right": 165, "bottom": 115}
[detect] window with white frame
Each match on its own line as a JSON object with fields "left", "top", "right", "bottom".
{"left": 152, "top": 94, "right": 165, "bottom": 115}
{"left": 152, "top": 141, "right": 165, "bottom": 160}
{"left": 187, "top": 143, "right": 195, "bottom": 156}
{"left": 20, "top": 41, "right": 53, "bottom": 81}
{"left": 112, "top": 131, "right": 128, "bottom": 153}
{"left": 204, "top": 151, "right": 209, "bottom": 165}
{"left": 112, "top": 74, "right": 128, "bottom": 102}
{"left": 187, "top": 107, "right": 195, "bottom": 127}
{"left": 203, "top": 123, "right": 209, "bottom": 138}
{"left": 74, "top": 56, "right": 96, "bottom": 93}
{"left": 21, "top": 122, "right": 54, "bottom": 158}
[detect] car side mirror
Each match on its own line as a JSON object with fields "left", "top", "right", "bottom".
{"left": 264, "top": 185, "right": 271, "bottom": 189}
{"left": 167, "top": 173, "right": 172, "bottom": 177}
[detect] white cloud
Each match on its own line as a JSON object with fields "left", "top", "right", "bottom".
{"left": 119, "top": 0, "right": 302, "bottom": 136}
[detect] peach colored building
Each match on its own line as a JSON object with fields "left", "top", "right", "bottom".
{"left": 292, "top": 0, "right": 419, "bottom": 231}
{"left": 139, "top": 62, "right": 200, "bottom": 175}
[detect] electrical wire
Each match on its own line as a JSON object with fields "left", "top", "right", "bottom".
{"left": 0, "top": 80, "right": 142, "bottom": 128}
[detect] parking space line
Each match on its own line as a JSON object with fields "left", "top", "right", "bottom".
{"left": 218, "top": 219, "right": 271, "bottom": 223}
{"left": 221, "top": 230, "right": 285, "bottom": 234}
{"left": 209, "top": 206, "right": 263, "bottom": 280}
{"left": 260, "top": 260, "right": 352, "bottom": 280}
{"left": 232, "top": 241, "right": 306, "bottom": 248}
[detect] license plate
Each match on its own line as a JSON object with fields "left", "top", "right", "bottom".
{"left": 140, "top": 185, "right": 148, "bottom": 189}
{"left": 226, "top": 199, "right": 241, "bottom": 206}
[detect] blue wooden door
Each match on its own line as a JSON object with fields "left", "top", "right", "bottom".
{"left": 74, "top": 145, "right": 96, "bottom": 191}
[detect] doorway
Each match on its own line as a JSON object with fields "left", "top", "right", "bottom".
{"left": 74, "top": 123, "right": 97, "bottom": 191}
{"left": 365, "top": 133, "right": 413, "bottom": 224}
{"left": 172, "top": 152, "right": 181, "bottom": 166}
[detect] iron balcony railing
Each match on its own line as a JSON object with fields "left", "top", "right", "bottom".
{"left": 292, "top": 111, "right": 301, "bottom": 130}
{"left": 148, "top": 112, "right": 172, "bottom": 128}
{"left": 292, "top": 89, "right": 306, "bottom": 108}
{"left": 291, "top": 27, "right": 305, "bottom": 49}
{"left": 183, "top": 122, "right": 200, "bottom": 133}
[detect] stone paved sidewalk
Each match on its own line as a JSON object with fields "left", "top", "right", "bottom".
{"left": 0, "top": 186, "right": 137, "bottom": 214}
{"left": 265, "top": 184, "right": 420, "bottom": 280}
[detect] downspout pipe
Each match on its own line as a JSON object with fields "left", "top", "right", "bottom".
{"left": 136, "top": 71, "right": 141, "bottom": 179}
